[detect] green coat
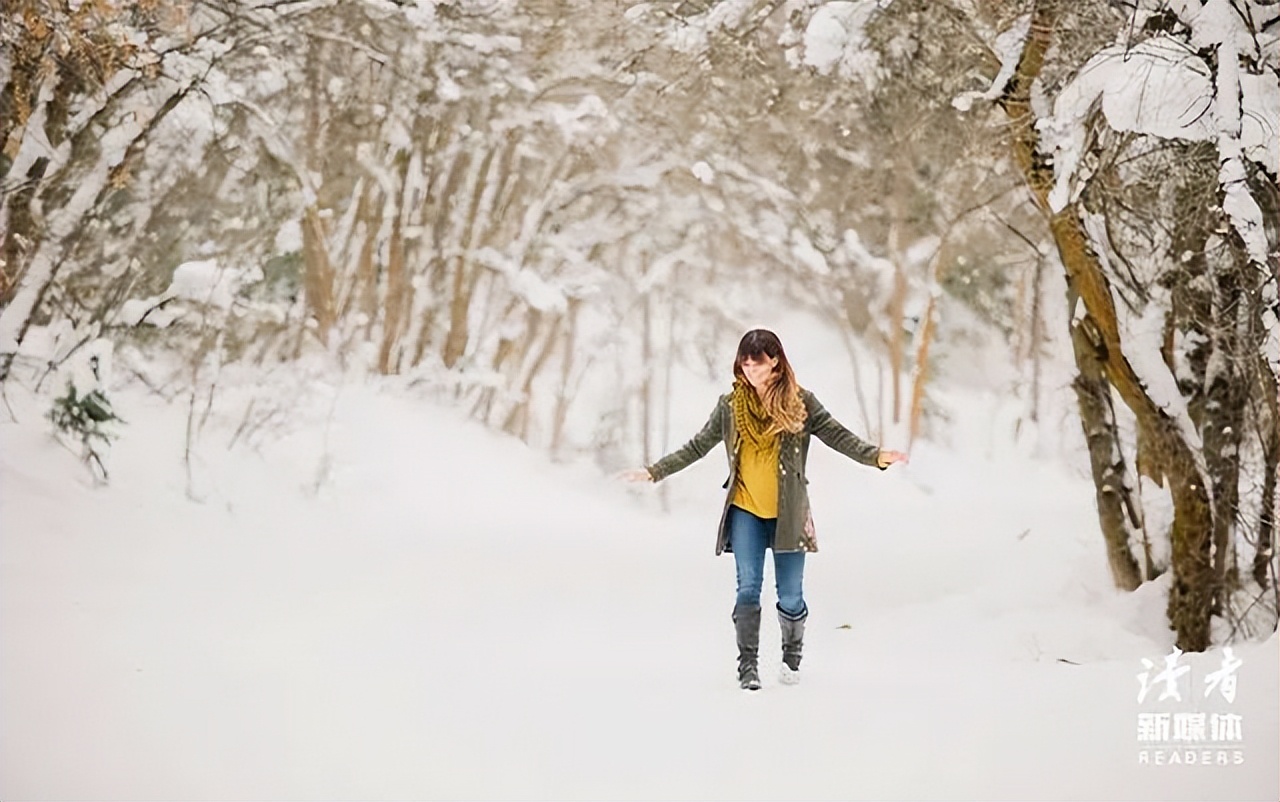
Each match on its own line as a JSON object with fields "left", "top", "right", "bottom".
{"left": 646, "top": 389, "right": 884, "bottom": 555}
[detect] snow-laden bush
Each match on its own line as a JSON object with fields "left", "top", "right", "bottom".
{"left": 46, "top": 355, "right": 124, "bottom": 483}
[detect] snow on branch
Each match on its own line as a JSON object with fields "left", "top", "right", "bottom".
{"left": 791, "top": 0, "right": 882, "bottom": 88}
{"left": 952, "top": 14, "right": 1030, "bottom": 112}
{"left": 472, "top": 247, "right": 568, "bottom": 314}
{"left": 1038, "top": 17, "right": 1277, "bottom": 264}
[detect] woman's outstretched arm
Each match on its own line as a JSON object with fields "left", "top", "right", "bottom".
{"left": 621, "top": 399, "right": 725, "bottom": 483}
{"left": 805, "top": 392, "right": 906, "bottom": 470}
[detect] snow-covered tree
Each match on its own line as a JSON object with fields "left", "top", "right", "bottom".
{"left": 966, "top": 0, "right": 1278, "bottom": 648}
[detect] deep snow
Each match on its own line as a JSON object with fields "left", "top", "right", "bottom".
{"left": 1, "top": 356, "right": 1276, "bottom": 800}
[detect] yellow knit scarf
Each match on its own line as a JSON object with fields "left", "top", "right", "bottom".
{"left": 731, "top": 377, "right": 782, "bottom": 460}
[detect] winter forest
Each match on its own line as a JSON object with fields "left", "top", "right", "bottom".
{"left": 2, "top": 1, "right": 1279, "bottom": 800}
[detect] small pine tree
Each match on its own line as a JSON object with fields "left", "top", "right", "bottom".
{"left": 47, "top": 377, "right": 124, "bottom": 482}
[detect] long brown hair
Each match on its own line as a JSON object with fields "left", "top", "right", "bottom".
{"left": 732, "top": 329, "right": 807, "bottom": 434}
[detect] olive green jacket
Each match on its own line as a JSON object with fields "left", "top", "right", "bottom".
{"left": 646, "top": 389, "right": 884, "bottom": 555}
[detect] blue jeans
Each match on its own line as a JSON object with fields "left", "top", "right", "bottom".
{"left": 728, "top": 505, "right": 808, "bottom": 620}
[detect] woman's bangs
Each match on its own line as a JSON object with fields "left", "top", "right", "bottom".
{"left": 736, "top": 346, "right": 770, "bottom": 364}
{"left": 737, "top": 330, "right": 780, "bottom": 363}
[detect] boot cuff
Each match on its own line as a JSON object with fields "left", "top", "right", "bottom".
{"left": 776, "top": 602, "right": 808, "bottom": 622}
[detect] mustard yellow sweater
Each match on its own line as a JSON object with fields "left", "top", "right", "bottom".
{"left": 732, "top": 435, "right": 778, "bottom": 518}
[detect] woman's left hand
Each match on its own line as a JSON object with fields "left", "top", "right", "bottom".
{"left": 618, "top": 468, "right": 655, "bottom": 483}
{"left": 876, "top": 449, "right": 909, "bottom": 469}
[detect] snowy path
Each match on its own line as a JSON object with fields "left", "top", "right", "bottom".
{"left": 2, "top": 382, "right": 1276, "bottom": 800}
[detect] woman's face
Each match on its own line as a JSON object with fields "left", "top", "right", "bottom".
{"left": 740, "top": 354, "right": 779, "bottom": 390}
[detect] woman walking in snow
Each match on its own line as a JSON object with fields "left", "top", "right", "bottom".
{"left": 623, "top": 329, "right": 907, "bottom": 691}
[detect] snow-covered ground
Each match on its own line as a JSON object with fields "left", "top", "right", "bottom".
{"left": 2, "top": 357, "right": 1276, "bottom": 800}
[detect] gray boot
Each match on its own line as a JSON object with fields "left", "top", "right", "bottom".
{"left": 733, "top": 604, "right": 762, "bottom": 690}
{"left": 778, "top": 606, "right": 806, "bottom": 683}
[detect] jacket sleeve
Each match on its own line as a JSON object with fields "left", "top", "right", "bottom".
{"left": 804, "top": 392, "right": 883, "bottom": 469}
{"left": 646, "top": 399, "right": 725, "bottom": 481}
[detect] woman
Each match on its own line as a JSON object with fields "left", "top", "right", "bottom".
{"left": 623, "top": 329, "right": 907, "bottom": 691}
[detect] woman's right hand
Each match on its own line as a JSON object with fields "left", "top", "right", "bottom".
{"left": 619, "top": 468, "right": 654, "bottom": 483}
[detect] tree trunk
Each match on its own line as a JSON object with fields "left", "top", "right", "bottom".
{"left": 1069, "top": 300, "right": 1143, "bottom": 591}
{"left": 1204, "top": 264, "right": 1246, "bottom": 610}
{"left": 502, "top": 311, "right": 563, "bottom": 442}
{"left": 1000, "top": 0, "right": 1214, "bottom": 648}
{"left": 661, "top": 286, "right": 676, "bottom": 513}
{"left": 378, "top": 162, "right": 411, "bottom": 374}
{"left": 886, "top": 201, "right": 906, "bottom": 424}
{"left": 0, "top": 155, "right": 46, "bottom": 306}
{"left": 641, "top": 289, "right": 653, "bottom": 470}
{"left": 1030, "top": 255, "right": 1044, "bottom": 423}
{"left": 442, "top": 141, "right": 501, "bottom": 369}
{"left": 300, "top": 47, "right": 335, "bottom": 347}
{"left": 907, "top": 240, "right": 950, "bottom": 449}
{"left": 550, "top": 297, "right": 580, "bottom": 458}
{"left": 907, "top": 290, "right": 936, "bottom": 451}
{"left": 1255, "top": 378, "right": 1277, "bottom": 588}
{"left": 301, "top": 206, "right": 337, "bottom": 347}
